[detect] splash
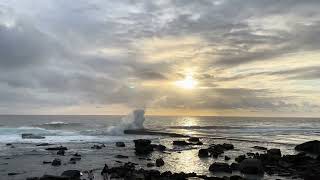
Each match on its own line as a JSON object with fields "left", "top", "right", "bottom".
{"left": 106, "top": 109, "right": 145, "bottom": 135}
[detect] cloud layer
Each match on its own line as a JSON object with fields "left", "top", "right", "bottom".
{"left": 0, "top": 0, "right": 319, "bottom": 116}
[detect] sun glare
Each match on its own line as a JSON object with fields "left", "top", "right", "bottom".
{"left": 175, "top": 75, "right": 198, "bottom": 89}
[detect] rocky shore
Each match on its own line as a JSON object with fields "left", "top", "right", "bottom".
{"left": 19, "top": 138, "right": 320, "bottom": 180}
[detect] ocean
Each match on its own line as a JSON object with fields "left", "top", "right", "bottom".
{"left": 0, "top": 114, "right": 319, "bottom": 145}
{"left": 0, "top": 113, "right": 319, "bottom": 179}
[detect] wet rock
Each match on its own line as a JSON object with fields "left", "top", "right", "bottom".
{"left": 267, "top": 148, "right": 281, "bottom": 157}
{"left": 45, "top": 146, "right": 67, "bottom": 151}
{"left": 156, "top": 144, "right": 167, "bottom": 151}
{"left": 188, "top": 137, "right": 200, "bottom": 142}
{"left": 61, "top": 170, "right": 81, "bottom": 179}
{"left": 198, "top": 149, "right": 209, "bottom": 158}
{"left": 116, "top": 155, "right": 128, "bottom": 159}
{"left": 43, "top": 161, "right": 52, "bottom": 164}
{"left": 22, "top": 133, "right": 45, "bottom": 139}
{"left": 116, "top": 142, "right": 125, "bottom": 147}
{"left": 8, "top": 172, "right": 20, "bottom": 176}
{"left": 235, "top": 155, "right": 246, "bottom": 163}
{"left": 239, "top": 158, "right": 264, "bottom": 175}
{"left": 91, "top": 144, "right": 103, "bottom": 149}
{"left": 231, "top": 163, "right": 239, "bottom": 171}
{"left": 295, "top": 140, "right": 320, "bottom": 154}
{"left": 6, "top": 143, "right": 12, "bottom": 146}
{"left": 26, "top": 178, "right": 40, "bottom": 180}
{"left": 230, "top": 175, "right": 244, "bottom": 180}
{"left": 38, "top": 175, "right": 68, "bottom": 180}
{"left": 36, "top": 143, "right": 52, "bottom": 146}
{"left": 156, "top": 158, "right": 165, "bottom": 167}
{"left": 252, "top": 146, "right": 268, "bottom": 150}
{"left": 73, "top": 153, "right": 81, "bottom": 157}
{"left": 173, "top": 140, "right": 190, "bottom": 146}
{"left": 209, "top": 162, "right": 232, "bottom": 173}
{"left": 51, "top": 158, "right": 61, "bottom": 166}
{"left": 222, "top": 143, "right": 234, "bottom": 150}
{"left": 57, "top": 149, "right": 65, "bottom": 156}
{"left": 70, "top": 157, "right": 81, "bottom": 161}
{"left": 247, "top": 152, "right": 255, "bottom": 156}
{"left": 225, "top": 156, "right": 231, "bottom": 161}
{"left": 134, "top": 139, "right": 154, "bottom": 155}
{"left": 147, "top": 163, "right": 155, "bottom": 167}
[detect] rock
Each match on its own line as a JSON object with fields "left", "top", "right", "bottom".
{"left": 147, "top": 163, "right": 155, "bottom": 167}
{"left": 225, "top": 156, "right": 231, "bottom": 161}
{"left": 116, "top": 155, "right": 128, "bottom": 159}
{"left": 155, "top": 144, "right": 166, "bottom": 151}
{"left": 73, "top": 153, "right": 81, "bottom": 157}
{"left": 222, "top": 143, "right": 234, "bottom": 150}
{"left": 198, "top": 149, "right": 209, "bottom": 158}
{"left": 156, "top": 158, "right": 165, "bottom": 167}
{"left": 36, "top": 143, "right": 52, "bottom": 146}
{"left": 239, "top": 158, "right": 264, "bottom": 175}
{"left": 26, "top": 178, "right": 40, "bottom": 180}
{"left": 252, "top": 146, "right": 268, "bottom": 150}
{"left": 21, "top": 133, "right": 45, "bottom": 139}
{"left": 43, "top": 161, "right": 52, "bottom": 164}
{"left": 188, "top": 137, "right": 200, "bottom": 142}
{"left": 91, "top": 144, "right": 103, "bottom": 149}
{"left": 209, "top": 162, "right": 232, "bottom": 173}
{"left": 134, "top": 139, "right": 154, "bottom": 155}
{"left": 57, "top": 149, "right": 65, "bottom": 156}
{"left": 45, "top": 146, "right": 67, "bottom": 151}
{"left": 295, "top": 140, "right": 320, "bottom": 154}
{"left": 6, "top": 143, "right": 12, "bottom": 146}
{"left": 267, "top": 148, "right": 281, "bottom": 157}
{"left": 208, "top": 145, "right": 225, "bottom": 158}
{"left": 116, "top": 142, "right": 125, "bottom": 147}
{"left": 230, "top": 175, "right": 244, "bottom": 180}
{"left": 51, "top": 158, "right": 61, "bottom": 166}
{"left": 235, "top": 155, "right": 246, "bottom": 163}
{"left": 61, "top": 170, "right": 81, "bottom": 179}
{"left": 8, "top": 172, "right": 20, "bottom": 176}
{"left": 70, "top": 157, "right": 81, "bottom": 161}
{"left": 173, "top": 140, "right": 190, "bottom": 146}
{"left": 38, "top": 175, "right": 69, "bottom": 180}
{"left": 231, "top": 163, "right": 239, "bottom": 171}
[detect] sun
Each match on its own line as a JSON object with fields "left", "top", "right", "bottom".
{"left": 175, "top": 75, "right": 198, "bottom": 89}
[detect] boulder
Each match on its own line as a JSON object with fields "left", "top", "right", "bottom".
{"left": 188, "top": 137, "right": 200, "bottom": 142}
{"left": 116, "top": 142, "right": 125, "bottom": 147}
{"left": 267, "top": 148, "right": 281, "bottom": 157}
{"left": 61, "top": 170, "right": 81, "bottom": 179}
{"left": 230, "top": 163, "right": 239, "bottom": 171}
{"left": 57, "top": 149, "right": 65, "bottom": 156}
{"left": 91, "top": 144, "right": 103, "bottom": 149}
{"left": 239, "top": 158, "right": 264, "bottom": 175}
{"left": 209, "top": 162, "right": 231, "bottom": 173}
{"left": 198, "top": 149, "right": 209, "bottom": 158}
{"left": 45, "top": 146, "right": 67, "bottom": 151}
{"left": 73, "top": 153, "right": 81, "bottom": 157}
{"left": 295, "top": 140, "right": 320, "bottom": 154}
{"left": 222, "top": 143, "right": 234, "bottom": 150}
{"left": 36, "top": 143, "right": 52, "bottom": 146}
{"left": 70, "top": 157, "right": 81, "bottom": 161}
{"left": 116, "top": 155, "right": 128, "bottom": 159}
{"left": 225, "top": 156, "right": 231, "bottom": 161}
{"left": 156, "top": 158, "right": 165, "bottom": 167}
{"left": 173, "top": 140, "right": 190, "bottom": 146}
{"left": 134, "top": 139, "right": 154, "bottom": 155}
{"left": 51, "top": 158, "right": 61, "bottom": 166}
{"left": 147, "top": 163, "right": 155, "bottom": 167}
{"left": 252, "top": 146, "right": 267, "bottom": 150}
{"left": 235, "top": 155, "right": 246, "bottom": 163}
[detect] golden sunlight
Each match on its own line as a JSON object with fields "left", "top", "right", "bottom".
{"left": 175, "top": 74, "right": 198, "bottom": 89}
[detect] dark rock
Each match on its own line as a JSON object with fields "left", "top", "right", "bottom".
{"left": 116, "top": 155, "right": 128, "bottom": 159}
{"left": 188, "top": 137, "right": 200, "bottom": 142}
{"left": 247, "top": 152, "right": 255, "bottom": 156}
{"left": 230, "top": 175, "right": 244, "bottom": 180}
{"left": 235, "top": 155, "right": 246, "bottom": 163}
{"left": 134, "top": 139, "right": 154, "bottom": 155}
{"left": 57, "top": 149, "right": 65, "bottom": 156}
{"left": 295, "top": 140, "right": 320, "bottom": 154}
{"left": 267, "top": 148, "right": 281, "bottom": 157}
{"left": 8, "top": 172, "right": 20, "bottom": 176}
{"left": 21, "top": 133, "right": 45, "bottom": 139}
{"left": 198, "top": 149, "right": 209, "bottom": 158}
{"left": 91, "top": 144, "right": 103, "bottom": 149}
{"left": 173, "top": 140, "right": 190, "bottom": 146}
{"left": 208, "top": 144, "right": 225, "bottom": 157}
{"left": 36, "top": 143, "right": 52, "bottom": 146}
{"left": 156, "top": 158, "right": 165, "bottom": 167}
{"left": 225, "top": 156, "right": 231, "bottom": 161}
{"left": 61, "top": 170, "right": 81, "bottom": 179}
{"left": 45, "top": 146, "right": 67, "bottom": 151}
{"left": 231, "top": 163, "right": 239, "bottom": 170}
{"left": 70, "top": 157, "right": 81, "bottom": 161}
{"left": 51, "top": 158, "right": 61, "bottom": 166}
{"left": 222, "top": 143, "right": 234, "bottom": 150}
{"left": 155, "top": 144, "right": 166, "bottom": 151}
{"left": 26, "top": 178, "right": 40, "bottom": 180}
{"left": 252, "top": 146, "right": 268, "bottom": 150}
{"left": 147, "top": 163, "right": 155, "bottom": 167}
{"left": 209, "top": 162, "right": 231, "bottom": 173}
{"left": 39, "top": 175, "right": 68, "bottom": 180}
{"left": 239, "top": 158, "right": 264, "bottom": 175}
{"left": 43, "top": 161, "right": 52, "bottom": 164}
{"left": 116, "top": 142, "right": 125, "bottom": 147}
{"left": 6, "top": 143, "right": 12, "bottom": 146}
{"left": 73, "top": 153, "right": 81, "bottom": 157}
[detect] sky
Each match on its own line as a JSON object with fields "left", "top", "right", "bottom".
{"left": 0, "top": 0, "right": 320, "bottom": 116}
